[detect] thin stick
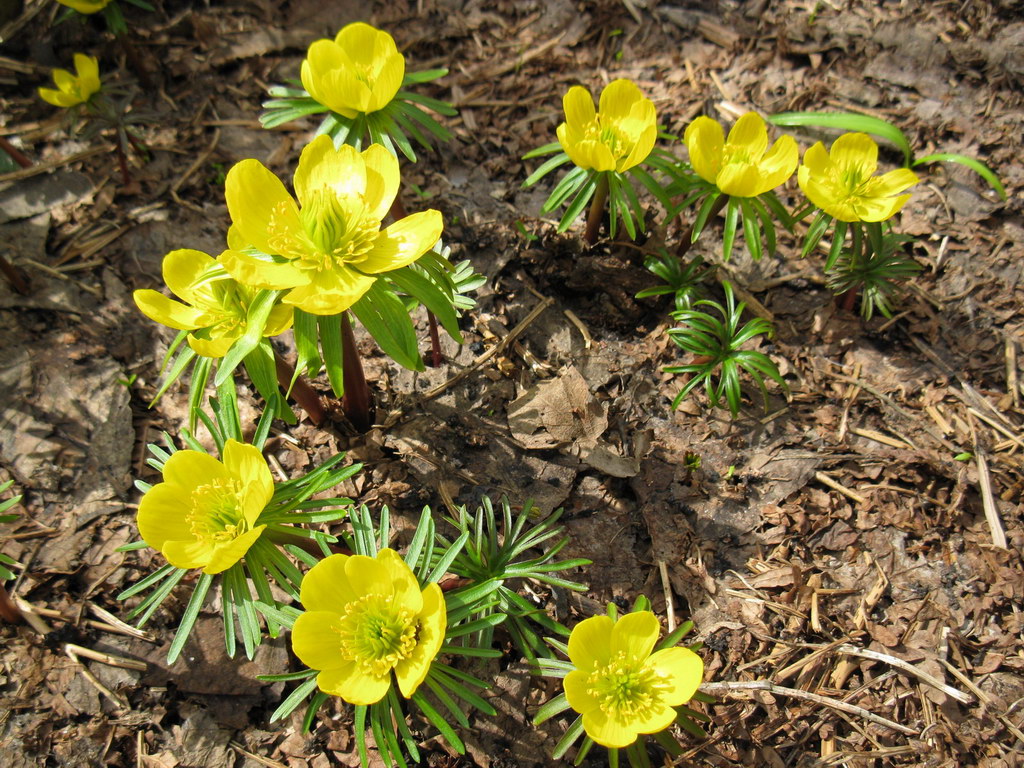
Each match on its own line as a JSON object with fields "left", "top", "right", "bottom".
{"left": 65, "top": 645, "right": 129, "bottom": 710}
{"left": 424, "top": 295, "right": 555, "bottom": 401}
{"left": 657, "top": 560, "right": 675, "bottom": 632}
{"left": 65, "top": 642, "right": 147, "bottom": 671}
{"left": 700, "top": 680, "right": 918, "bottom": 735}
{"left": 0, "top": 135, "right": 31, "bottom": 168}
{"left": 815, "top": 471, "right": 867, "bottom": 505}
{"left": 836, "top": 644, "right": 972, "bottom": 704}
{"left": 0, "top": 146, "right": 107, "bottom": 184}
{"left": 966, "top": 413, "right": 1008, "bottom": 549}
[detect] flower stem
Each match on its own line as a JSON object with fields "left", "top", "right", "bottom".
{"left": 273, "top": 352, "right": 326, "bottom": 426}
{"left": 675, "top": 194, "right": 728, "bottom": 259}
{"left": 0, "top": 136, "right": 32, "bottom": 169}
{"left": 841, "top": 287, "right": 859, "bottom": 313}
{"left": 115, "top": 135, "right": 131, "bottom": 185}
{"left": 584, "top": 174, "right": 610, "bottom": 246}
{"left": 341, "top": 312, "right": 373, "bottom": 432}
{"left": 0, "top": 583, "right": 22, "bottom": 624}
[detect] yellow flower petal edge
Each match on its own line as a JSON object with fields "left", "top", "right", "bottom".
{"left": 132, "top": 248, "right": 293, "bottom": 359}
{"left": 685, "top": 112, "right": 797, "bottom": 197}
{"left": 136, "top": 440, "right": 274, "bottom": 575}
{"left": 564, "top": 610, "right": 704, "bottom": 748}
{"left": 291, "top": 548, "right": 447, "bottom": 705}
{"left": 556, "top": 79, "right": 657, "bottom": 173}
{"left": 797, "top": 132, "right": 919, "bottom": 222}
{"left": 56, "top": 0, "right": 113, "bottom": 14}
{"left": 300, "top": 22, "right": 405, "bottom": 119}
{"left": 38, "top": 53, "right": 101, "bottom": 108}
{"left": 223, "top": 135, "right": 442, "bottom": 315}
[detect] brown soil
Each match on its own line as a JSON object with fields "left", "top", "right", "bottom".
{"left": 1, "top": 1, "right": 1022, "bottom": 766}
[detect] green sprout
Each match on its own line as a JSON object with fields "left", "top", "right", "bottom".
{"left": 826, "top": 229, "right": 921, "bottom": 319}
{"left": 636, "top": 250, "right": 713, "bottom": 312}
{"left": 665, "top": 281, "right": 787, "bottom": 416}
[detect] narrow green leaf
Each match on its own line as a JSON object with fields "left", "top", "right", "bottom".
{"left": 769, "top": 111, "right": 913, "bottom": 166}
{"left": 167, "top": 573, "right": 213, "bottom": 664}
{"left": 351, "top": 281, "right": 424, "bottom": 372}
{"left": 913, "top": 152, "right": 1006, "bottom": 200}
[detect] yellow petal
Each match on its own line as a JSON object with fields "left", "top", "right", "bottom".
{"left": 376, "top": 549, "right": 423, "bottom": 613}
{"left": 361, "top": 143, "right": 400, "bottom": 221}
{"left": 336, "top": 21, "right": 389, "bottom": 52}
{"left": 186, "top": 333, "right": 235, "bottom": 358}
{"left": 368, "top": 51, "right": 404, "bottom": 113}
{"left": 715, "top": 161, "right": 761, "bottom": 198}
{"left": 38, "top": 87, "right": 76, "bottom": 107}
{"left": 225, "top": 159, "right": 301, "bottom": 256}
{"left": 830, "top": 132, "right": 879, "bottom": 178}
{"left": 568, "top": 615, "right": 614, "bottom": 669}
{"left": 684, "top": 116, "right": 724, "bottom": 185}
{"left": 757, "top": 135, "right": 799, "bottom": 192}
{"left": 598, "top": 79, "right": 643, "bottom": 123}
{"left": 162, "top": 248, "right": 216, "bottom": 307}
{"left": 618, "top": 107, "right": 657, "bottom": 171}
{"left": 620, "top": 701, "right": 676, "bottom": 737}
{"left": 136, "top": 483, "right": 193, "bottom": 549}
{"left": 223, "top": 440, "right": 273, "bottom": 525}
{"left": 300, "top": 554, "right": 360, "bottom": 612}
{"left": 344, "top": 553, "right": 390, "bottom": 598}
{"left": 563, "top": 669, "right": 600, "bottom": 716}
{"left": 294, "top": 137, "right": 366, "bottom": 209}
{"left": 282, "top": 268, "right": 375, "bottom": 315}
{"left": 557, "top": 122, "right": 590, "bottom": 170}
{"left": 357, "top": 210, "right": 442, "bottom": 274}
{"left": 204, "top": 524, "right": 265, "bottom": 574}
{"left": 853, "top": 192, "right": 912, "bottom": 222}
{"left": 220, "top": 249, "right": 308, "bottom": 291}
{"left": 162, "top": 538, "right": 216, "bottom": 570}
{"left": 726, "top": 112, "right": 768, "bottom": 159}
{"left": 133, "top": 289, "right": 205, "bottom": 330}
{"left": 226, "top": 225, "right": 248, "bottom": 251}
{"left": 264, "top": 302, "right": 294, "bottom": 337}
{"left": 562, "top": 86, "right": 596, "bottom": 130}
{"left": 73, "top": 53, "right": 100, "bottom": 97}
{"left": 52, "top": 67, "right": 76, "bottom": 94}
{"left": 292, "top": 610, "right": 346, "bottom": 670}
{"left": 646, "top": 646, "right": 703, "bottom": 706}
{"left": 317, "top": 662, "right": 390, "bottom": 705}
{"left": 582, "top": 708, "right": 638, "bottom": 749}
{"left": 395, "top": 582, "right": 445, "bottom": 697}
{"left": 162, "top": 449, "right": 228, "bottom": 490}
{"left": 324, "top": 67, "right": 370, "bottom": 118}
{"left": 863, "top": 167, "right": 919, "bottom": 198}
{"left": 610, "top": 611, "right": 660, "bottom": 663}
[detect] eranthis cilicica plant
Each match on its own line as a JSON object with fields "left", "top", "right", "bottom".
{"left": 523, "top": 78, "right": 676, "bottom": 244}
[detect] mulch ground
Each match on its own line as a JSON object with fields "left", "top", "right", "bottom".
{"left": 1, "top": 0, "right": 1022, "bottom": 766}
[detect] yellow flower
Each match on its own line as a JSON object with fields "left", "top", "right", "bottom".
{"left": 56, "top": 0, "right": 113, "bottom": 14}
{"left": 556, "top": 79, "right": 657, "bottom": 173}
{"left": 291, "top": 548, "right": 446, "bottom": 705}
{"left": 564, "top": 611, "right": 703, "bottom": 749}
{"left": 798, "top": 132, "right": 919, "bottom": 222}
{"left": 301, "top": 22, "right": 405, "bottom": 119}
{"left": 685, "top": 112, "right": 798, "bottom": 198}
{"left": 221, "top": 135, "right": 442, "bottom": 315}
{"left": 137, "top": 440, "right": 273, "bottom": 575}
{"left": 133, "top": 249, "right": 293, "bottom": 358}
{"left": 38, "top": 53, "right": 101, "bottom": 108}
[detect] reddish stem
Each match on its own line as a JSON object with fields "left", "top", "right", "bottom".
{"left": 675, "top": 195, "right": 729, "bottom": 259}
{"left": 115, "top": 137, "right": 130, "bottom": 185}
{"left": 0, "top": 136, "right": 32, "bottom": 169}
{"left": 273, "top": 352, "right": 326, "bottom": 426}
{"left": 0, "top": 583, "right": 23, "bottom": 624}
{"left": 841, "top": 287, "right": 858, "bottom": 313}
{"left": 0, "top": 254, "right": 29, "bottom": 295}
{"left": 584, "top": 174, "right": 609, "bottom": 246}
{"left": 341, "top": 312, "right": 373, "bottom": 432}
{"left": 426, "top": 311, "right": 442, "bottom": 367}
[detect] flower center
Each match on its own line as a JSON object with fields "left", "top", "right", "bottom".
{"left": 579, "top": 119, "right": 631, "bottom": 161}
{"left": 186, "top": 478, "right": 247, "bottom": 543}
{"left": 587, "top": 651, "right": 671, "bottom": 720}
{"left": 337, "top": 594, "right": 419, "bottom": 678}
{"left": 192, "top": 274, "right": 248, "bottom": 337}
{"left": 264, "top": 189, "right": 380, "bottom": 273}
